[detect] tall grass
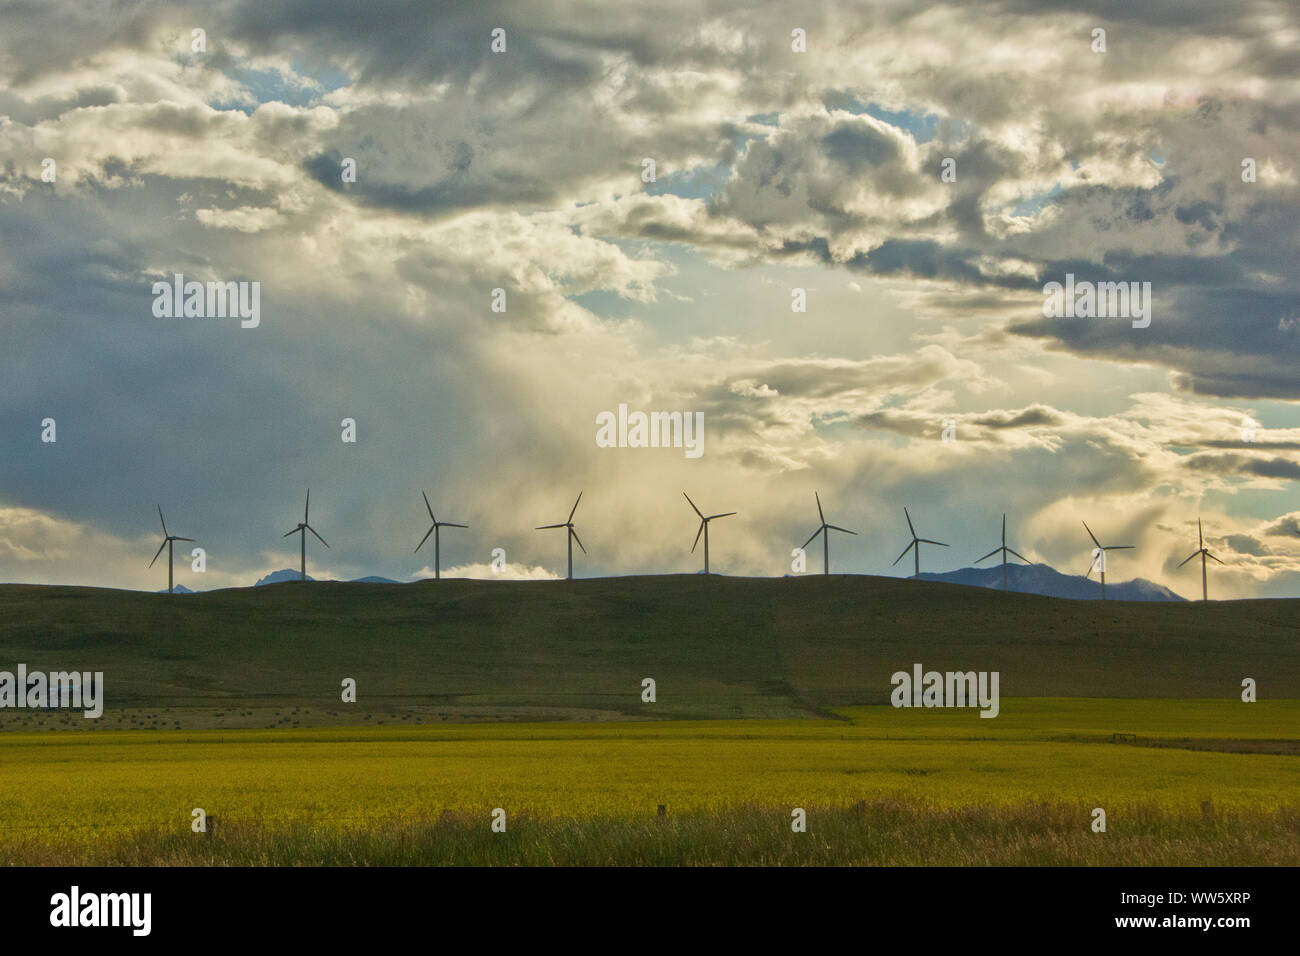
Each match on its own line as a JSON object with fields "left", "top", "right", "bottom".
{"left": 5, "top": 799, "right": 1297, "bottom": 866}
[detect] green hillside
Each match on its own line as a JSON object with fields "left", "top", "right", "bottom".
{"left": 0, "top": 575, "right": 1296, "bottom": 729}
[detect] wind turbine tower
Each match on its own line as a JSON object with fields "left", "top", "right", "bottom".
{"left": 415, "top": 492, "right": 467, "bottom": 579}
{"left": 1082, "top": 520, "right": 1133, "bottom": 600}
{"left": 282, "top": 489, "right": 329, "bottom": 581}
{"left": 536, "top": 492, "right": 586, "bottom": 580}
{"left": 149, "top": 505, "right": 194, "bottom": 594}
{"left": 799, "top": 492, "right": 857, "bottom": 575}
{"left": 683, "top": 493, "right": 735, "bottom": 575}
{"left": 1177, "top": 517, "right": 1223, "bottom": 601}
{"left": 974, "top": 513, "right": 1029, "bottom": 590}
{"left": 892, "top": 507, "right": 948, "bottom": 578}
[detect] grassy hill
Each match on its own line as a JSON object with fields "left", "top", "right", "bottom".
{"left": 0, "top": 575, "right": 1297, "bottom": 727}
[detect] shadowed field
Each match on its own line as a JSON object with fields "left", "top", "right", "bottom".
{"left": 0, "top": 576, "right": 1296, "bottom": 729}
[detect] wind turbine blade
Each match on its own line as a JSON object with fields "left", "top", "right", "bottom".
{"left": 157, "top": 505, "right": 168, "bottom": 537}
{"left": 570, "top": 528, "right": 586, "bottom": 554}
{"left": 974, "top": 548, "right": 1000, "bottom": 564}
{"left": 1177, "top": 551, "right": 1198, "bottom": 568}
{"left": 892, "top": 541, "right": 915, "bottom": 566}
{"left": 148, "top": 540, "right": 167, "bottom": 567}
{"left": 1084, "top": 561, "right": 1094, "bottom": 579}
{"left": 800, "top": 528, "right": 822, "bottom": 551}
{"left": 282, "top": 528, "right": 299, "bottom": 538}
{"left": 904, "top": 507, "right": 916, "bottom": 537}
{"left": 683, "top": 492, "right": 703, "bottom": 518}
{"left": 1206, "top": 551, "right": 1225, "bottom": 565}
{"left": 815, "top": 492, "right": 825, "bottom": 525}
{"left": 415, "top": 525, "right": 435, "bottom": 552}
{"left": 691, "top": 521, "right": 705, "bottom": 553}
{"left": 1106, "top": 545, "right": 1135, "bottom": 551}
{"left": 1001, "top": 513, "right": 1006, "bottom": 543}
{"left": 536, "top": 523, "right": 566, "bottom": 530}
{"left": 306, "top": 525, "right": 329, "bottom": 548}
{"left": 919, "top": 539, "right": 949, "bottom": 547}
{"left": 1082, "top": 521, "right": 1101, "bottom": 548}
{"left": 568, "top": 492, "right": 582, "bottom": 523}
{"left": 1198, "top": 517, "right": 1204, "bottom": 549}
{"left": 304, "top": 489, "right": 310, "bottom": 523}
{"left": 825, "top": 525, "right": 857, "bottom": 535}
{"left": 708, "top": 512, "right": 737, "bottom": 520}
{"left": 1006, "top": 548, "right": 1030, "bottom": 563}
{"left": 173, "top": 537, "right": 195, "bottom": 543}
{"left": 422, "top": 491, "right": 435, "bottom": 522}
{"left": 441, "top": 522, "right": 468, "bottom": 529}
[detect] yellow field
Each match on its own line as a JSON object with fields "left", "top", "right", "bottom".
{"left": 1, "top": 699, "right": 1296, "bottom": 848}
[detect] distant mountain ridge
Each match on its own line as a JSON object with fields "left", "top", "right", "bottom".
{"left": 917, "top": 563, "right": 1185, "bottom": 601}
{"left": 253, "top": 569, "right": 404, "bottom": 586}
{"left": 236, "top": 565, "right": 1183, "bottom": 597}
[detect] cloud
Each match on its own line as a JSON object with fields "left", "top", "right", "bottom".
{"left": 1, "top": 0, "right": 1298, "bottom": 599}
{"left": 425, "top": 562, "right": 560, "bottom": 581}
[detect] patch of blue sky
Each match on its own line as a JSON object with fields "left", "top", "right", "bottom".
{"left": 1010, "top": 184, "right": 1065, "bottom": 217}
{"left": 809, "top": 415, "right": 865, "bottom": 441}
{"left": 571, "top": 288, "right": 634, "bottom": 318}
{"left": 862, "top": 104, "right": 942, "bottom": 143}
{"left": 644, "top": 163, "right": 733, "bottom": 201}
{"left": 289, "top": 58, "right": 351, "bottom": 95}
{"left": 207, "top": 59, "right": 351, "bottom": 114}
{"left": 821, "top": 92, "right": 949, "bottom": 144}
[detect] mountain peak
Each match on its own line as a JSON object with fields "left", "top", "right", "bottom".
{"left": 254, "top": 569, "right": 316, "bottom": 586}
{"left": 917, "top": 562, "right": 1185, "bottom": 601}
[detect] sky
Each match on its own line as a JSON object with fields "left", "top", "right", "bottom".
{"left": 1, "top": 0, "right": 1299, "bottom": 598}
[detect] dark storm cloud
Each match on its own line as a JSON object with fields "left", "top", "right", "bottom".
{"left": 0, "top": 0, "right": 159, "bottom": 85}
{"left": 997, "top": 0, "right": 1274, "bottom": 32}
{"left": 0, "top": 85, "right": 122, "bottom": 125}
{"left": 822, "top": 124, "right": 900, "bottom": 170}
{"left": 303, "top": 147, "right": 553, "bottom": 215}
{"left": 1259, "top": 515, "right": 1300, "bottom": 537}
{"left": 1006, "top": 233, "right": 1300, "bottom": 398}
{"left": 855, "top": 404, "right": 1066, "bottom": 439}
{"left": 756, "top": 235, "right": 1003, "bottom": 288}
{"left": 226, "top": 0, "right": 598, "bottom": 91}
{"left": 1183, "top": 453, "right": 1300, "bottom": 481}
{"left": 970, "top": 406, "right": 1065, "bottom": 429}
{"left": 1201, "top": 440, "right": 1300, "bottom": 451}
{"left": 1223, "top": 533, "right": 1269, "bottom": 556}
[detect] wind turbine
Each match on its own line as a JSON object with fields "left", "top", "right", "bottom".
{"left": 536, "top": 492, "right": 585, "bottom": 580}
{"left": 974, "top": 514, "right": 1029, "bottom": 590}
{"left": 683, "top": 493, "right": 735, "bottom": 575}
{"left": 800, "top": 492, "right": 857, "bottom": 574}
{"left": 1178, "top": 517, "right": 1223, "bottom": 601}
{"left": 1082, "top": 520, "right": 1133, "bottom": 600}
{"left": 149, "top": 505, "right": 194, "bottom": 594}
{"left": 281, "top": 489, "right": 329, "bottom": 581}
{"left": 893, "top": 507, "right": 948, "bottom": 578}
{"left": 414, "top": 492, "right": 467, "bottom": 580}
